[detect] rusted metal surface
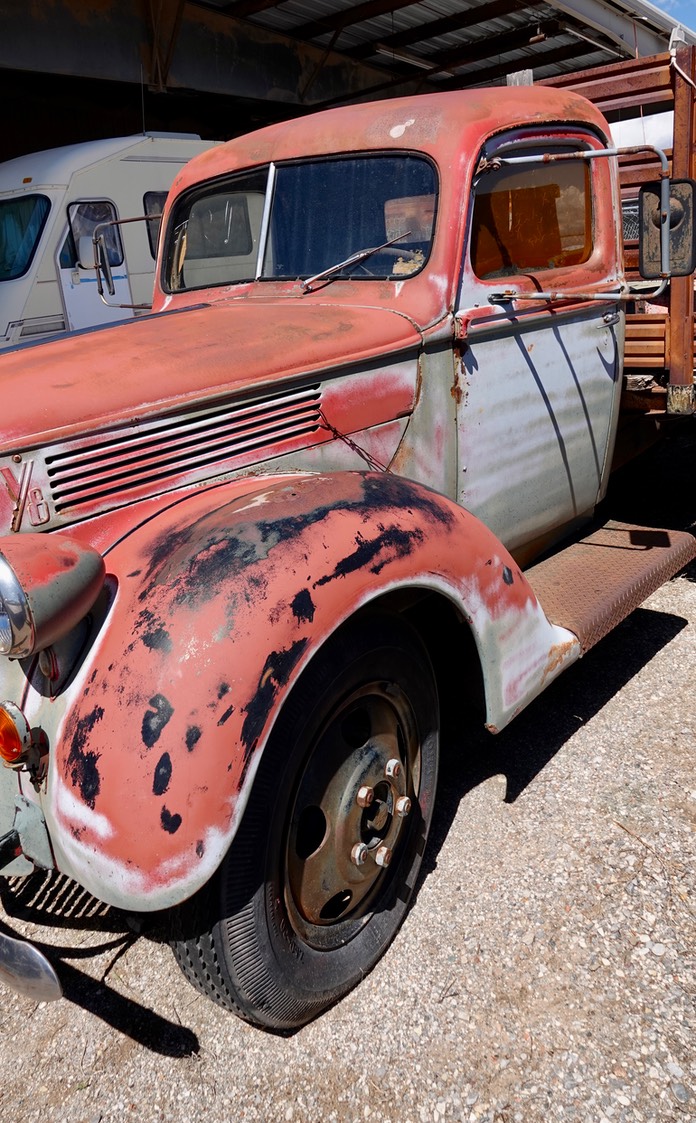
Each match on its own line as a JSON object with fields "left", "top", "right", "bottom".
{"left": 0, "top": 80, "right": 687, "bottom": 955}
{"left": 667, "top": 45, "right": 696, "bottom": 398}
{"left": 1, "top": 472, "right": 576, "bottom": 912}
{"left": 526, "top": 519, "right": 696, "bottom": 652}
{"left": 539, "top": 53, "right": 674, "bottom": 113}
{"left": 542, "top": 46, "right": 696, "bottom": 412}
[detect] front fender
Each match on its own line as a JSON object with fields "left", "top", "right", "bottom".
{"left": 43, "top": 471, "right": 578, "bottom": 911}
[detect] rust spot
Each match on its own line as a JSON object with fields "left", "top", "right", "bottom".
{"left": 141, "top": 624, "right": 172, "bottom": 654}
{"left": 66, "top": 705, "right": 104, "bottom": 809}
{"left": 161, "top": 807, "right": 182, "bottom": 834}
{"left": 451, "top": 367, "right": 463, "bottom": 405}
{"left": 291, "top": 588, "right": 315, "bottom": 623}
{"left": 153, "top": 752, "right": 172, "bottom": 795}
{"left": 314, "top": 525, "right": 424, "bottom": 586}
{"left": 542, "top": 639, "right": 577, "bottom": 686}
{"left": 142, "top": 694, "right": 174, "bottom": 748}
{"left": 186, "top": 725, "right": 202, "bottom": 751}
{"left": 217, "top": 705, "right": 234, "bottom": 727}
{"left": 240, "top": 640, "right": 309, "bottom": 764}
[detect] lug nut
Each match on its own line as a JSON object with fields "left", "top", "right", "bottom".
{"left": 351, "top": 843, "right": 369, "bottom": 866}
{"left": 385, "top": 758, "right": 401, "bottom": 779}
{"left": 395, "top": 795, "right": 411, "bottom": 818}
{"left": 356, "top": 785, "right": 374, "bottom": 808}
{"left": 375, "top": 846, "right": 392, "bottom": 868}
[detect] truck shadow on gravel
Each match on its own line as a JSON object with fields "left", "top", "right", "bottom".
{"left": 0, "top": 881, "right": 199, "bottom": 1056}
{"left": 429, "top": 599, "right": 689, "bottom": 859}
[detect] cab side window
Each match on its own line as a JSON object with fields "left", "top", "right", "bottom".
{"left": 144, "top": 191, "right": 169, "bottom": 258}
{"left": 470, "top": 157, "right": 591, "bottom": 279}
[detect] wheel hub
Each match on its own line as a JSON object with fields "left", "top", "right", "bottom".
{"left": 285, "top": 686, "right": 420, "bottom": 942}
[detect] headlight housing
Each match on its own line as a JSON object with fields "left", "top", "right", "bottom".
{"left": 0, "top": 535, "right": 105, "bottom": 658}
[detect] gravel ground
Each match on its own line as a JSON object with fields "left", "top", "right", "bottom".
{"left": 1, "top": 436, "right": 695, "bottom": 1123}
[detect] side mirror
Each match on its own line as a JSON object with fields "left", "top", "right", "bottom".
{"left": 77, "top": 236, "right": 95, "bottom": 271}
{"left": 639, "top": 179, "right": 696, "bottom": 279}
{"left": 92, "top": 225, "right": 116, "bottom": 297}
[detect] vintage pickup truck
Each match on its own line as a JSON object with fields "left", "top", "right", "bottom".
{"left": 0, "top": 48, "right": 695, "bottom": 1030}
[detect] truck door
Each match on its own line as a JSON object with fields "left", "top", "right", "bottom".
{"left": 56, "top": 200, "right": 134, "bottom": 331}
{"left": 456, "top": 132, "right": 622, "bottom": 561}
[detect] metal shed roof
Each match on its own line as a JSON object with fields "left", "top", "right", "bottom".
{"left": 195, "top": 0, "right": 696, "bottom": 102}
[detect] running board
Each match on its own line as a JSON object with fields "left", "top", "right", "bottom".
{"left": 525, "top": 521, "right": 696, "bottom": 653}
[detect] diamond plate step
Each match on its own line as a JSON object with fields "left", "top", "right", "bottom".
{"left": 525, "top": 521, "right": 696, "bottom": 653}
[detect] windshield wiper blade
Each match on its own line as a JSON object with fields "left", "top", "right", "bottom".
{"left": 301, "top": 232, "right": 411, "bottom": 293}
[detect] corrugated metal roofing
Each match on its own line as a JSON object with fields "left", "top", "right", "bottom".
{"left": 196, "top": 0, "right": 695, "bottom": 99}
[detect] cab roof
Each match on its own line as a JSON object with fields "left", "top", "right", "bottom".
{"left": 172, "top": 85, "right": 611, "bottom": 196}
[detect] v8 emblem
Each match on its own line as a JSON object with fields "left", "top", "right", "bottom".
{"left": 1, "top": 461, "right": 50, "bottom": 531}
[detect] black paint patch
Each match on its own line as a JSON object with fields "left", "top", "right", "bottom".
{"left": 142, "top": 694, "right": 174, "bottom": 748}
{"left": 127, "top": 569, "right": 142, "bottom": 578}
{"left": 153, "top": 752, "right": 173, "bottom": 795}
{"left": 502, "top": 566, "right": 514, "bottom": 586}
{"left": 171, "top": 534, "right": 260, "bottom": 609}
{"left": 142, "top": 625, "right": 173, "bottom": 654}
{"left": 186, "top": 725, "right": 202, "bottom": 752}
{"left": 314, "top": 526, "right": 423, "bottom": 587}
{"left": 196, "top": 840, "right": 205, "bottom": 858}
{"left": 218, "top": 682, "right": 230, "bottom": 699}
{"left": 161, "top": 807, "right": 182, "bottom": 834}
{"left": 240, "top": 639, "right": 308, "bottom": 764}
{"left": 66, "top": 705, "right": 104, "bottom": 809}
{"left": 217, "top": 705, "right": 234, "bottom": 727}
{"left": 291, "top": 588, "right": 315, "bottom": 624}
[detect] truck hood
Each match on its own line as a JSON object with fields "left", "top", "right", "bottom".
{"left": 0, "top": 298, "right": 423, "bottom": 451}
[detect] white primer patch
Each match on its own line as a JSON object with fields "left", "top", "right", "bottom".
{"left": 54, "top": 778, "right": 115, "bottom": 840}
{"left": 390, "top": 118, "right": 416, "bottom": 139}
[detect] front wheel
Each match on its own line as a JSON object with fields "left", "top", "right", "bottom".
{"left": 172, "top": 612, "right": 439, "bottom": 1030}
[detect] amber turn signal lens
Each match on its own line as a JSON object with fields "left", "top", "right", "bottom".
{"left": 0, "top": 704, "right": 27, "bottom": 764}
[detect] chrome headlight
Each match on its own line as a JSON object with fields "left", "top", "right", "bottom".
{"left": 0, "top": 535, "right": 105, "bottom": 658}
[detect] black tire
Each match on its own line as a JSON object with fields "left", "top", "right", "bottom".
{"left": 172, "top": 612, "right": 439, "bottom": 1030}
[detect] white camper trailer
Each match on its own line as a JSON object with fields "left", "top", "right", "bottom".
{"left": 0, "top": 133, "right": 217, "bottom": 350}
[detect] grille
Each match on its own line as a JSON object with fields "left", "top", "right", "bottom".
{"left": 46, "top": 384, "right": 322, "bottom": 514}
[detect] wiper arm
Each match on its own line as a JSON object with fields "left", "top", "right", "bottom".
{"left": 301, "top": 232, "right": 411, "bottom": 293}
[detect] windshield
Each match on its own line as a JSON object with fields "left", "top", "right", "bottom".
{"left": 0, "top": 194, "right": 50, "bottom": 282}
{"left": 165, "top": 154, "right": 437, "bottom": 292}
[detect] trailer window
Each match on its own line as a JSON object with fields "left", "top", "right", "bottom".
{"left": 470, "top": 158, "right": 591, "bottom": 279}
{"left": 144, "top": 191, "right": 168, "bottom": 258}
{"left": 165, "top": 154, "right": 438, "bottom": 291}
{"left": 0, "top": 194, "right": 50, "bottom": 281}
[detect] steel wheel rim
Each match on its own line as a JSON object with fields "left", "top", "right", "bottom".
{"left": 284, "top": 680, "right": 422, "bottom": 950}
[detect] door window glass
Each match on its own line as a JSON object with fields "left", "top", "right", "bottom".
{"left": 471, "top": 155, "right": 591, "bottom": 279}
{"left": 67, "top": 201, "right": 123, "bottom": 267}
